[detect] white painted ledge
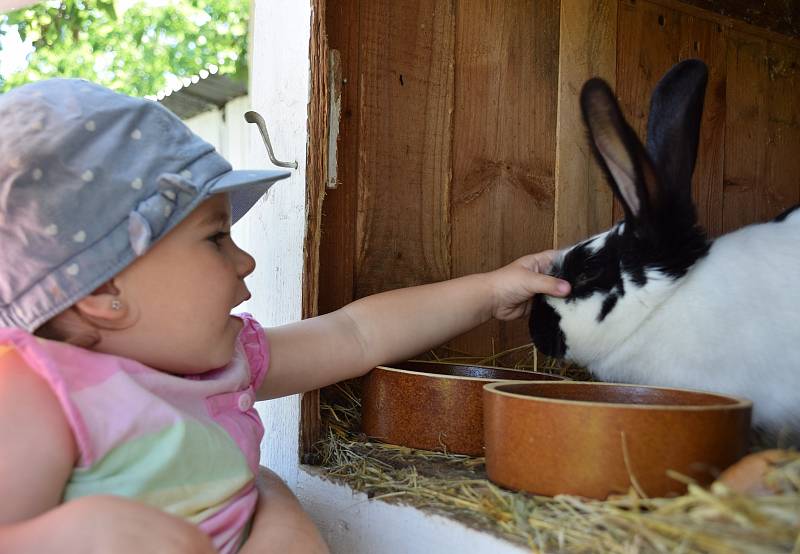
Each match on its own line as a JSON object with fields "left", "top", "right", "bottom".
{"left": 295, "top": 469, "right": 528, "bottom": 554}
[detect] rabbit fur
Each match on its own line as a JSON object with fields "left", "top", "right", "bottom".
{"left": 529, "top": 59, "right": 800, "bottom": 439}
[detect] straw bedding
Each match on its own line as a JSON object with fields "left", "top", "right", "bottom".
{"left": 315, "top": 348, "right": 800, "bottom": 554}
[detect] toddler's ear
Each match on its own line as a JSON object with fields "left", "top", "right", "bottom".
{"left": 73, "top": 282, "right": 134, "bottom": 330}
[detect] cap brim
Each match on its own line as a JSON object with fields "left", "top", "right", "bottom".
{"left": 208, "top": 168, "right": 292, "bottom": 222}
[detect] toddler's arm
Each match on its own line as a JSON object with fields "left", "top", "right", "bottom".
{"left": 0, "top": 349, "right": 216, "bottom": 554}
{"left": 259, "top": 251, "right": 569, "bottom": 399}
{"left": 239, "top": 467, "right": 329, "bottom": 554}
{"left": 0, "top": 347, "right": 76, "bottom": 523}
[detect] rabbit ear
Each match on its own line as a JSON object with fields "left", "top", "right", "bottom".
{"left": 580, "top": 78, "right": 659, "bottom": 227}
{"left": 645, "top": 59, "right": 708, "bottom": 197}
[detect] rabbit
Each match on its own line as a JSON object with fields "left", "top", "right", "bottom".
{"left": 529, "top": 58, "right": 800, "bottom": 440}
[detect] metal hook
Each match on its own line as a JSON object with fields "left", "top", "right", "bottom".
{"left": 244, "top": 111, "right": 298, "bottom": 169}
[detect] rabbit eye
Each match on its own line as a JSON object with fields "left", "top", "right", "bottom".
{"left": 577, "top": 267, "right": 604, "bottom": 283}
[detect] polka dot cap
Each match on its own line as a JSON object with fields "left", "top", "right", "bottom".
{"left": 0, "top": 78, "right": 291, "bottom": 331}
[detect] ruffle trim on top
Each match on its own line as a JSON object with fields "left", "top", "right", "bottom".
{"left": 235, "top": 313, "right": 270, "bottom": 392}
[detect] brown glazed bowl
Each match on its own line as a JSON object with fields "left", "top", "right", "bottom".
{"left": 483, "top": 381, "right": 752, "bottom": 499}
{"left": 362, "top": 361, "right": 566, "bottom": 456}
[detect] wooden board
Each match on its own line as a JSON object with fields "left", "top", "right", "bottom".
{"left": 723, "top": 30, "right": 769, "bottom": 232}
{"left": 355, "top": 0, "right": 455, "bottom": 299}
{"left": 763, "top": 41, "right": 800, "bottom": 219}
{"left": 300, "top": 0, "right": 330, "bottom": 461}
{"left": 554, "top": 0, "right": 617, "bottom": 248}
{"left": 616, "top": 0, "right": 726, "bottom": 236}
{"left": 319, "top": 0, "right": 361, "bottom": 316}
{"left": 722, "top": 32, "right": 800, "bottom": 229}
{"left": 666, "top": 0, "right": 800, "bottom": 40}
{"left": 450, "top": 0, "right": 560, "bottom": 355}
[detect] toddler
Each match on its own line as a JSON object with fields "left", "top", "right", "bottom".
{"left": 0, "top": 79, "right": 570, "bottom": 553}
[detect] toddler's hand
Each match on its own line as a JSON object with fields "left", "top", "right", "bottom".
{"left": 41, "top": 495, "right": 216, "bottom": 554}
{"left": 487, "top": 250, "right": 570, "bottom": 321}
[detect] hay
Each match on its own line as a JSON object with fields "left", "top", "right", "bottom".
{"left": 315, "top": 346, "right": 800, "bottom": 553}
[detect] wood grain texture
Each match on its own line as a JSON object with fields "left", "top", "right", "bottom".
{"left": 723, "top": 30, "right": 768, "bottom": 232}
{"left": 723, "top": 31, "right": 800, "bottom": 232}
{"left": 450, "top": 0, "right": 560, "bottom": 355}
{"left": 762, "top": 41, "right": 800, "bottom": 219}
{"left": 300, "top": 0, "right": 330, "bottom": 461}
{"left": 616, "top": 0, "right": 726, "bottom": 236}
{"left": 355, "top": 0, "right": 455, "bottom": 299}
{"left": 554, "top": 0, "right": 617, "bottom": 248}
{"left": 319, "top": 0, "right": 361, "bottom": 316}
{"left": 658, "top": 0, "right": 800, "bottom": 41}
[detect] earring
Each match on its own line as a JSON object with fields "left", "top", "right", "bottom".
{"left": 111, "top": 299, "right": 122, "bottom": 311}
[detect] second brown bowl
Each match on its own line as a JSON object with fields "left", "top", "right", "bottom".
{"left": 484, "top": 381, "right": 752, "bottom": 499}
{"left": 362, "top": 361, "right": 566, "bottom": 456}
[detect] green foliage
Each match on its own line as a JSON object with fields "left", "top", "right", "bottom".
{"left": 0, "top": 0, "right": 249, "bottom": 96}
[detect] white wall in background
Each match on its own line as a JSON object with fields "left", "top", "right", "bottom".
{"left": 185, "top": 95, "right": 250, "bottom": 169}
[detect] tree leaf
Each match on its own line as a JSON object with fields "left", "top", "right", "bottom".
{"left": 0, "top": 0, "right": 248, "bottom": 96}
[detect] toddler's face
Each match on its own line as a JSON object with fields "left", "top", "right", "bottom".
{"left": 94, "top": 193, "right": 256, "bottom": 373}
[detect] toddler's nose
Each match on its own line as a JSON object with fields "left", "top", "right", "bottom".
{"left": 236, "top": 246, "right": 256, "bottom": 278}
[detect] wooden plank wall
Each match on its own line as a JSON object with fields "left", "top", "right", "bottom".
{"left": 553, "top": 0, "right": 617, "bottom": 248}
{"left": 321, "top": 0, "right": 800, "bottom": 360}
{"left": 322, "top": 0, "right": 561, "bottom": 355}
{"left": 678, "top": 0, "right": 800, "bottom": 39}
{"left": 616, "top": 0, "right": 726, "bottom": 234}
{"left": 450, "top": 1, "right": 560, "bottom": 353}
{"left": 354, "top": 2, "right": 455, "bottom": 301}
{"left": 723, "top": 32, "right": 800, "bottom": 230}
{"left": 616, "top": 0, "right": 800, "bottom": 233}
{"left": 317, "top": 0, "right": 359, "bottom": 316}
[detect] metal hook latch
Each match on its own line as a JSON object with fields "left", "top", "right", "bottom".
{"left": 244, "top": 111, "right": 298, "bottom": 169}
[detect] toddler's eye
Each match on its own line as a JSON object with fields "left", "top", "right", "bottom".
{"left": 207, "top": 231, "right": 230, "bottom": 246}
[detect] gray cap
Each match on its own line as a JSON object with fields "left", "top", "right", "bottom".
{"left": 0, "top": 78, "right": 291, "bottom": 331}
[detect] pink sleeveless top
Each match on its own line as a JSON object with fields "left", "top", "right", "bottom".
{"left": 0, "top": 313, "right": 269, "bottom": 553}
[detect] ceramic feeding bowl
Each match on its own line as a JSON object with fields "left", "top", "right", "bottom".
{"left": 483, "top": 381, "right": 752, "bottom": 499}
{"left": 361, "top": 361, "right": 566, "bottom": 456}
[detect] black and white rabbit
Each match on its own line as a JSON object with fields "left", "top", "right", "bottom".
{"left": 529, "top": 59, "right": 800, "bottom": 438}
